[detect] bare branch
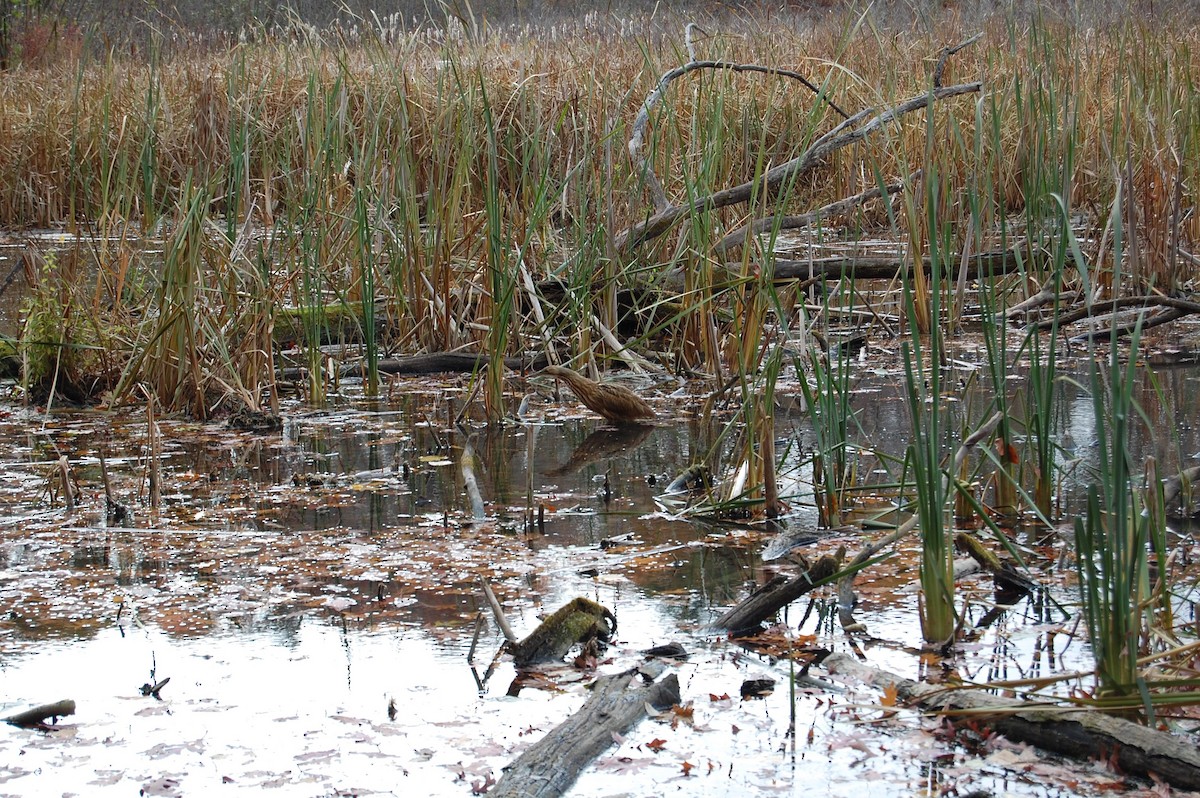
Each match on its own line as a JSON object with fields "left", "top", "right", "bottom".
{"left": 627, "top": 56, "right": 848, "bottom": 214}
{"left": 616, "top": 82, "right": 982, "bottom": 252}
{"left": 933, "top": 32, "right": 983, "bottom": 88}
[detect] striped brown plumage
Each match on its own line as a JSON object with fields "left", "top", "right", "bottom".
{"left": 541, "top": 365, "right": 655, "bottom": 424}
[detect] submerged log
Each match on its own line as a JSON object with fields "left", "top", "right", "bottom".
{"left": 491, "top": 663, "right": 680, "bottom": 798}
{"left": 713, "top": 551, "right": 843, "bottom": 635}
{"left": 4, "top": 699, "right": 76, "bottom": 728}
{"left": 822, "top": 652, "right": 1200, "bottom": 792}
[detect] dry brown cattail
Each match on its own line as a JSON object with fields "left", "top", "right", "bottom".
{"left": 541, "top": 365, "right": 654, "bottom": 424}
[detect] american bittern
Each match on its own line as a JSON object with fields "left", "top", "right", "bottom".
{"left": 541, "top": 365, "right": 655, "bottom": 424}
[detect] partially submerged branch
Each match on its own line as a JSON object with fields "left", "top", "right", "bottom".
{"left": 4, "top": 699, "right": 75, "bottom": 728}
{"left": 823, "top": 652, "right": 1200, "bottom": 792}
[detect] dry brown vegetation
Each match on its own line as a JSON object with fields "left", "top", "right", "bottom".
{"left": 0, "top": 4, "right": 1196, "bottom": 416}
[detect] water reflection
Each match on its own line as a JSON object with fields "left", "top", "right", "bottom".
{"left": 1, "top": 351, "right": 1199, "bottom": 795}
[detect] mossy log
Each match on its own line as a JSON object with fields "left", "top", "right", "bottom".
{"left": 509, "top": 597, "right": 616, "bottom": 667}
{"left": 823, "top": 652, "right": 1200, "bottom": 791}
{"left": 274, "top": 302, "right": 389, "bottom": 346}
{"left": 491, "top": 663, "right": 680, "bottom": 798}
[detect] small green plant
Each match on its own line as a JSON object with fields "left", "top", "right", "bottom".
{"left": 902, "top": 180, "right": 956, "bottom": 647}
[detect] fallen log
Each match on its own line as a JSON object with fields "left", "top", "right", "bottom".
{"left": 615, "top": 80, "right": 982, "bottom": 252}
{"left": 4, "top": 699, "right": 76, "bottom": 728}
{"left": 760, "top": 248, "right": 1031, "bottom": 283}
{"left": 278, "top": 351, "right": 548, "bottom": 381}
{"left": 1161, "top": 465, "right": 1200, "bottom": 510}
{"left": 713, "top": 551, "right": 843, "bottom": 634}
{"left": 491, "top": 663, "right": 680, "bottom": 798}
{"left": 822, "top": 652, "right": 1200, "bottom": 792}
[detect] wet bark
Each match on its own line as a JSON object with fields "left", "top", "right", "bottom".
{"left": 1161, "top": 465, "right": 1200, "bottom": 510}
{"left": 4, "top": 699, "right": 75, "bottom": 728}
{"left": 508, "top": 597, "right": 617, "bottom": 666}
{"left": 492, "top": 663, "right": 680, "bottom": 798}
{"left": 823, "top": 653, "right": 1200, "bottom": 792}
{"left": 713, "top": 552, "right": 843, "bottom": 635}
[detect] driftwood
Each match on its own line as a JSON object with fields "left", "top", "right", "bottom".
{"left": 1034, "top": 295, "right": 1200, "bottom": 332}
{"left": 1161, "top": 465, "right": 1200, "bottom": 510}
{"left": 822, "top": 652, "right": 1200, "bottom": 792}
{"left": 279, "top": 352, "right": 549, "bottom": 381}
{"left": 4, "top": 699, "right": 76, "bottom": 727}
{"left": 491, "top": 662, "right": 681, "bottom": 798}
{"left": 711, "top": 173, "right": 916, "bottom": 254}
{"left": 755, "top": 248, "right": 1033, "bottom": 284}
{"left": 479, "top": 580, "right": 618, "bottom": 667}
{"left": 627, "top": 25, "right": 847, "bottom": 215}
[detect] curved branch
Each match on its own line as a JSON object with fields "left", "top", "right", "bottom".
{"left": 1035, "top": 294, "right": 1200, "bottom": 330}
{"left": 616, "top": 82, "right": 983, "bottom": 252}
{"left": 628, "top": 58, "right": 848, "bottom": 213}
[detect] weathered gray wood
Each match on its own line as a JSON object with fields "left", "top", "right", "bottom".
{"left": 614, "top": 82, "right": 982, "bottom": 251}
{"left": 824, "top": 653, "right": 1200, "bottom": 791}
{"left": 4, "top": 699, "right": 75, "bottom": 727}
{"left": 492, "top": 666, "right": 680, "bottom": 798}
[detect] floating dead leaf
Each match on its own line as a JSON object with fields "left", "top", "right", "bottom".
{"left": 681, "top": 760, "right": 694, "bottom": 776}
{"left": 471, "top": 773, "right": 496, "bottom": 795}
{"left": 645, "top": 738, "right": 667, "bottom": 753}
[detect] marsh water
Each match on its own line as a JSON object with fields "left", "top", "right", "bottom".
{"left": 4, "top": 232, "right": 1200, "bottom": 796}
{"left": 3, "top": 348, "right": 1200, "bottom": 797}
